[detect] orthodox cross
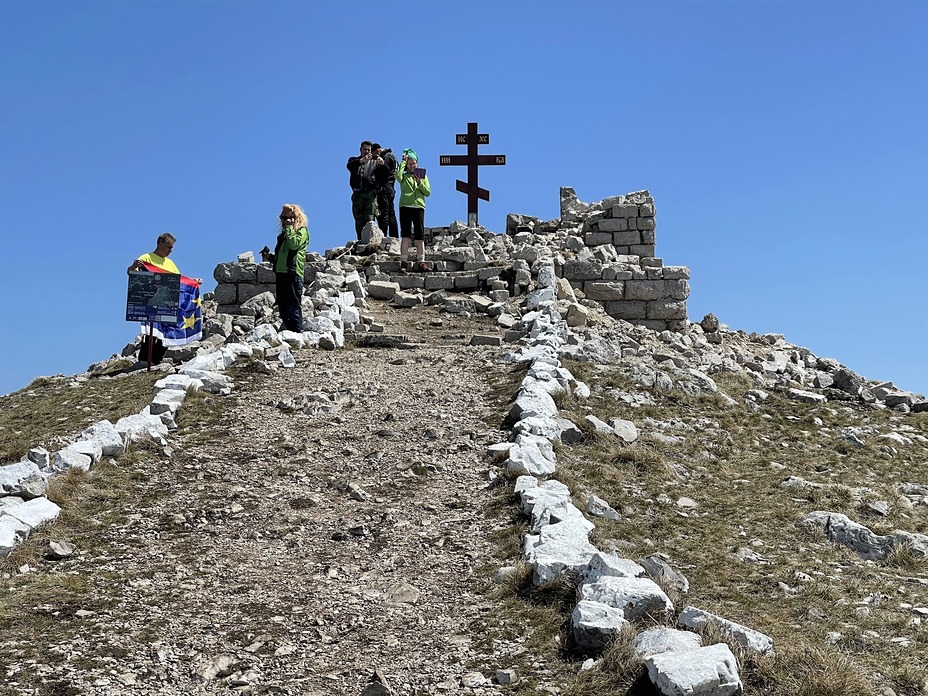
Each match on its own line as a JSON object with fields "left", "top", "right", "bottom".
{"left": 439, "top": 121, "right": 506, "bottom": 226}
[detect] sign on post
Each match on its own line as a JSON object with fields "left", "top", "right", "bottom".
{"left": 440, "top": 121, "right": 506, "bottom": 226}
{"left": 126, "top": 271, "right": 180, "bottom": 323}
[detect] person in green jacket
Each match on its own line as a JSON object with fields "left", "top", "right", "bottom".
{"left": 268, "top": 203, "right": 309, "bottom": 332}
{"left": 397, "top": 148, "right": 431, "bottom": 270}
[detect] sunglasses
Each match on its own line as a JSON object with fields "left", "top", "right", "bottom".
{"left": 279, "top": 215, "right": 295, "bottom": 221}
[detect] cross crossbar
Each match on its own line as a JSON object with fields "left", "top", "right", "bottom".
{"left": 439, "top": 121, "right": 506, "bottom": 224}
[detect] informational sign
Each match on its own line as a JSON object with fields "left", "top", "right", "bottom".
{"left": 439, "top": 121, "right": 507, "bottom": 225}
{"left": 126, "top": 271, "right": 180, "bottom": 323}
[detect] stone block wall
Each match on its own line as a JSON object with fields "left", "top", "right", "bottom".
{"left": 555, "top": 187, "right": 689, "bottom": 331}
{"left": 210, "top": 187, "right": 691, "bottom": 332}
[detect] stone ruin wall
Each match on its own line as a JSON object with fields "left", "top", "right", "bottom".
{"left": 210, "top": 187, "right": 691, "bottom": 332}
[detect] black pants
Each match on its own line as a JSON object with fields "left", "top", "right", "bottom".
{"left": 400, "top": 206, "right": 425, "bottom": 240}
{"left": 276, "top": 272, "right": 304, "bottom": 332}
{"left": 377, "top": 187, "right": 398, "bottom": 238}
{"left": 139, "top": 336, "right": 167, "bottom": 365}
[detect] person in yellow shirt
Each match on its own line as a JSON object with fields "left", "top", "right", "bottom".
{"left": 128, "top": 233, "right": 201, "bottom": 365}
{"left": 128, "top": 232, "right": 180, "bottom": 274}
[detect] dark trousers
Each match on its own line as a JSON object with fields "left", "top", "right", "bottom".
{"left": 276, "top": 272, "right": 304, "bottom": 332}
{"left": 376, "top": 186, "right": 399, "bottom": 238}
{"left": 400, "top": 206, "right": 425, "bottom": 240}
{"left": 351, "top": 189, "right": 378, "bottom": 240}
{"left": 139, "top": 336, "right": 167, "bottom": 365}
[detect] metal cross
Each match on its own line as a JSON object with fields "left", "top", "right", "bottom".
{"left": 439, "top": 122, "right": 506, "bottom": 226}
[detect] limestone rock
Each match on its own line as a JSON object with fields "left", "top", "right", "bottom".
{"left": 633, "top": 627, "right": 702, "bottom": 660}
{"left": 571, "top": 600, "right": 629, "bottom": 651}
{"left": 678, "top": 606, "right": 774, "bottom": 655}
{"left": 580, "top": 576, "right": 674, "bottom": 620}
{"left": 645, "top": 643, "right": 742, "bottom": 696}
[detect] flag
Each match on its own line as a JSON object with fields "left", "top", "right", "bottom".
{"left": 140, "top": 261, "right": 202, "bottom": 346}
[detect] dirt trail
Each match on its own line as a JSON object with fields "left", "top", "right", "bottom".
{"left": 6, "top": 303, "right": 521, "bottom": 696}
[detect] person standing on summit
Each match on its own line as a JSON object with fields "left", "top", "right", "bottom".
{"left": 346, "top": 140, "right": 383, "bottom": 240}
{"left": 371, "top": 143, "right": 399, "bottom": 239}
{"left": 127, "top": 233, "right": 202, "bottom": 365}
{"left": 266, "top": 203, "right": 309, "bottom": 333}
{"left": 397, "top": 148, "right": 431, "bottom": 270}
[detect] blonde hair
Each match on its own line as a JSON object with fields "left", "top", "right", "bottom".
{"left": 279, "top": 203, "right": 308, "bottom": 231}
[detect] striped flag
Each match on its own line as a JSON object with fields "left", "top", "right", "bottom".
{"left": 140, "top": 261, "right": 202, "bottom": 346}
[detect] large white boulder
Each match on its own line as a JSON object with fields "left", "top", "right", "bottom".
{"left": 580, "top": 576, "right": 674, "bottom": 620}
{"left": 115, "top": 413, "right": 169, "bottom": 447}
{"left": 0, "top": 462, "right": 48, "bottom": 499}
{"left": 81, "top": 420, "right": 125, "bottom": 456}
{"left": 1, "top": 496, "right": 61, "bottom": 531}
{"left": 645, "top": 643, "right": 741, "bottom": 696}
{"left": 571, "top": 600, "right": 629, "bottom": 651}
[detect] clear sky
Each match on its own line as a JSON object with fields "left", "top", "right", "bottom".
{"left": 2, "top": 1, "right": 925, "bottom": 398}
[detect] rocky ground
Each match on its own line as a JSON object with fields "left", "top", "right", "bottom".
{"left": 2, "top": 302, "right": 531, "bottom": 696}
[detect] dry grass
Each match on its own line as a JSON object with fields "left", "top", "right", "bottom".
{"left": 0, "top": 371, "right": 162, "bottom": 463}
{"left": 474, "top": 357, "right": 928, "bottom": 694}
{"left": 0, "top": 382, "right": 221, "bottom": 691}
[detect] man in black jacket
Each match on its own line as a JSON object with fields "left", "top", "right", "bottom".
{"left": 346, "top": 140, "right": 382, "bottom": 240}
{"left": 371, "top": 143, "right": 399, "bottom": 239}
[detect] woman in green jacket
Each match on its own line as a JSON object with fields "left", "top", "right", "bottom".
{"left": 397, "top": 148, "right": 431, "bottom": 270}
{"left": 271, "top": 203, "right": 309, "bottom": 332}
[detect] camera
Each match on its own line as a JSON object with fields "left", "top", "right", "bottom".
{"left": 260, "top": 245, "right": 274, "bottom": 263}
{"left": 381, "top": 148, "right": 392, "bottom": 156}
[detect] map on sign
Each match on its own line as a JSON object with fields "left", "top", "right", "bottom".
{"left": 126, "top": 271, "right": 180, "bottom": 323}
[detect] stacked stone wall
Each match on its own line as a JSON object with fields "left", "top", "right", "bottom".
{"left": 556, "top": 188, "right": 689, "bottom": 331}
{"left": 210, "top": 188, "right": 690, "bottom": 332}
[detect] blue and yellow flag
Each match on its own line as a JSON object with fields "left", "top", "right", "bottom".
{"left": 140, "top": 261, "right": 202, "bottom": 346}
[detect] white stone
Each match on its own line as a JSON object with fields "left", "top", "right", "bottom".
{"left": 610, "top": 418, "right": 639, "bottom": 444}
{"left": 509, "top": 385, "right": 558, "bottom": 421}
{"left": 526, "top": 287, "right": 556, "bottom": 310}
{"left": 66, "top": 440, "right": 103, "bottom": 465}
{"left": 0, "top": 462, "right": 48, "bottom": 498}
{"left": 154, "top": 374, "right": 204, "bottom": 393}
{"left": 645, "top": 643, "right": 741, "bottom": 696}
{"left": 524, "top": 517, "right": 599, "bottom": 585}
{"left": 582, "top": 551, "right": 643, "bottom": 582}
{"left": 789, "top": 388, "right": 827, "bottom": 404}
{"left": 53, "top": 448, "right": 92, "bottom": 472}
{"left": 518, "top": 478, "right": 571, "bottom": 515}
{"left": 571, "top": 600, "right": 629, "bottom": 651}
{"left": 506, "top": 443, "right": 556, "bottom": 476}
{"left": 150, "top": 389, "right": 186, "bottom": 416}
{"left": 1, "top": 497, "right": 61, "bottom": 531}
{"left": 80, "top": 420, "right": 125, "bottom": 456}
{"left": 249, "top": 323, "right": 281, "bottom": 346}
{"left": 115, "top": 413, "right": 169, "bottom": 446}
{"left": 0, "top": 516, "right": 31, "bottom": 557}
{"left": 585, "top": 415, "right": 613, "bottom": 434}
{"left": 279, "top": 330, "right": 306, "bottom": 349}
{"left": 586, "top": 495, "right": 621, "bottom": 521}
{"left": 580, "top": 576, "right": 674, "bottom": 620}
{"left": 633, "top": 627, "right": 702, "bottom": 660}
{"left": 177, "top": 368, "right": 233, "bottom": 394}
{"left": 678, "top": 606, "right": 774, "bottom": 654}
{"left": 537, "top": 264, "right": 557, "bottom": 289}
{"left": 184, "top": 350, "right": 229, "bottom": 372}
{"left": 367, "top": 280, "right": 400, "bottom": 300}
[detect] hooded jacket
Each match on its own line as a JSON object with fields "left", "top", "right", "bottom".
{"left": 273, "top": 225, "right": 309, "bottom": 277}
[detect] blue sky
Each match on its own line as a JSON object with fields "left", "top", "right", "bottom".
{"left": 2, "top": 1, "right": 926, "bottom": 398}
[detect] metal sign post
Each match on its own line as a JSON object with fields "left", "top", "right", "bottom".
{"left": 439, "top": 121, "right": 506, "bottom": 226}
